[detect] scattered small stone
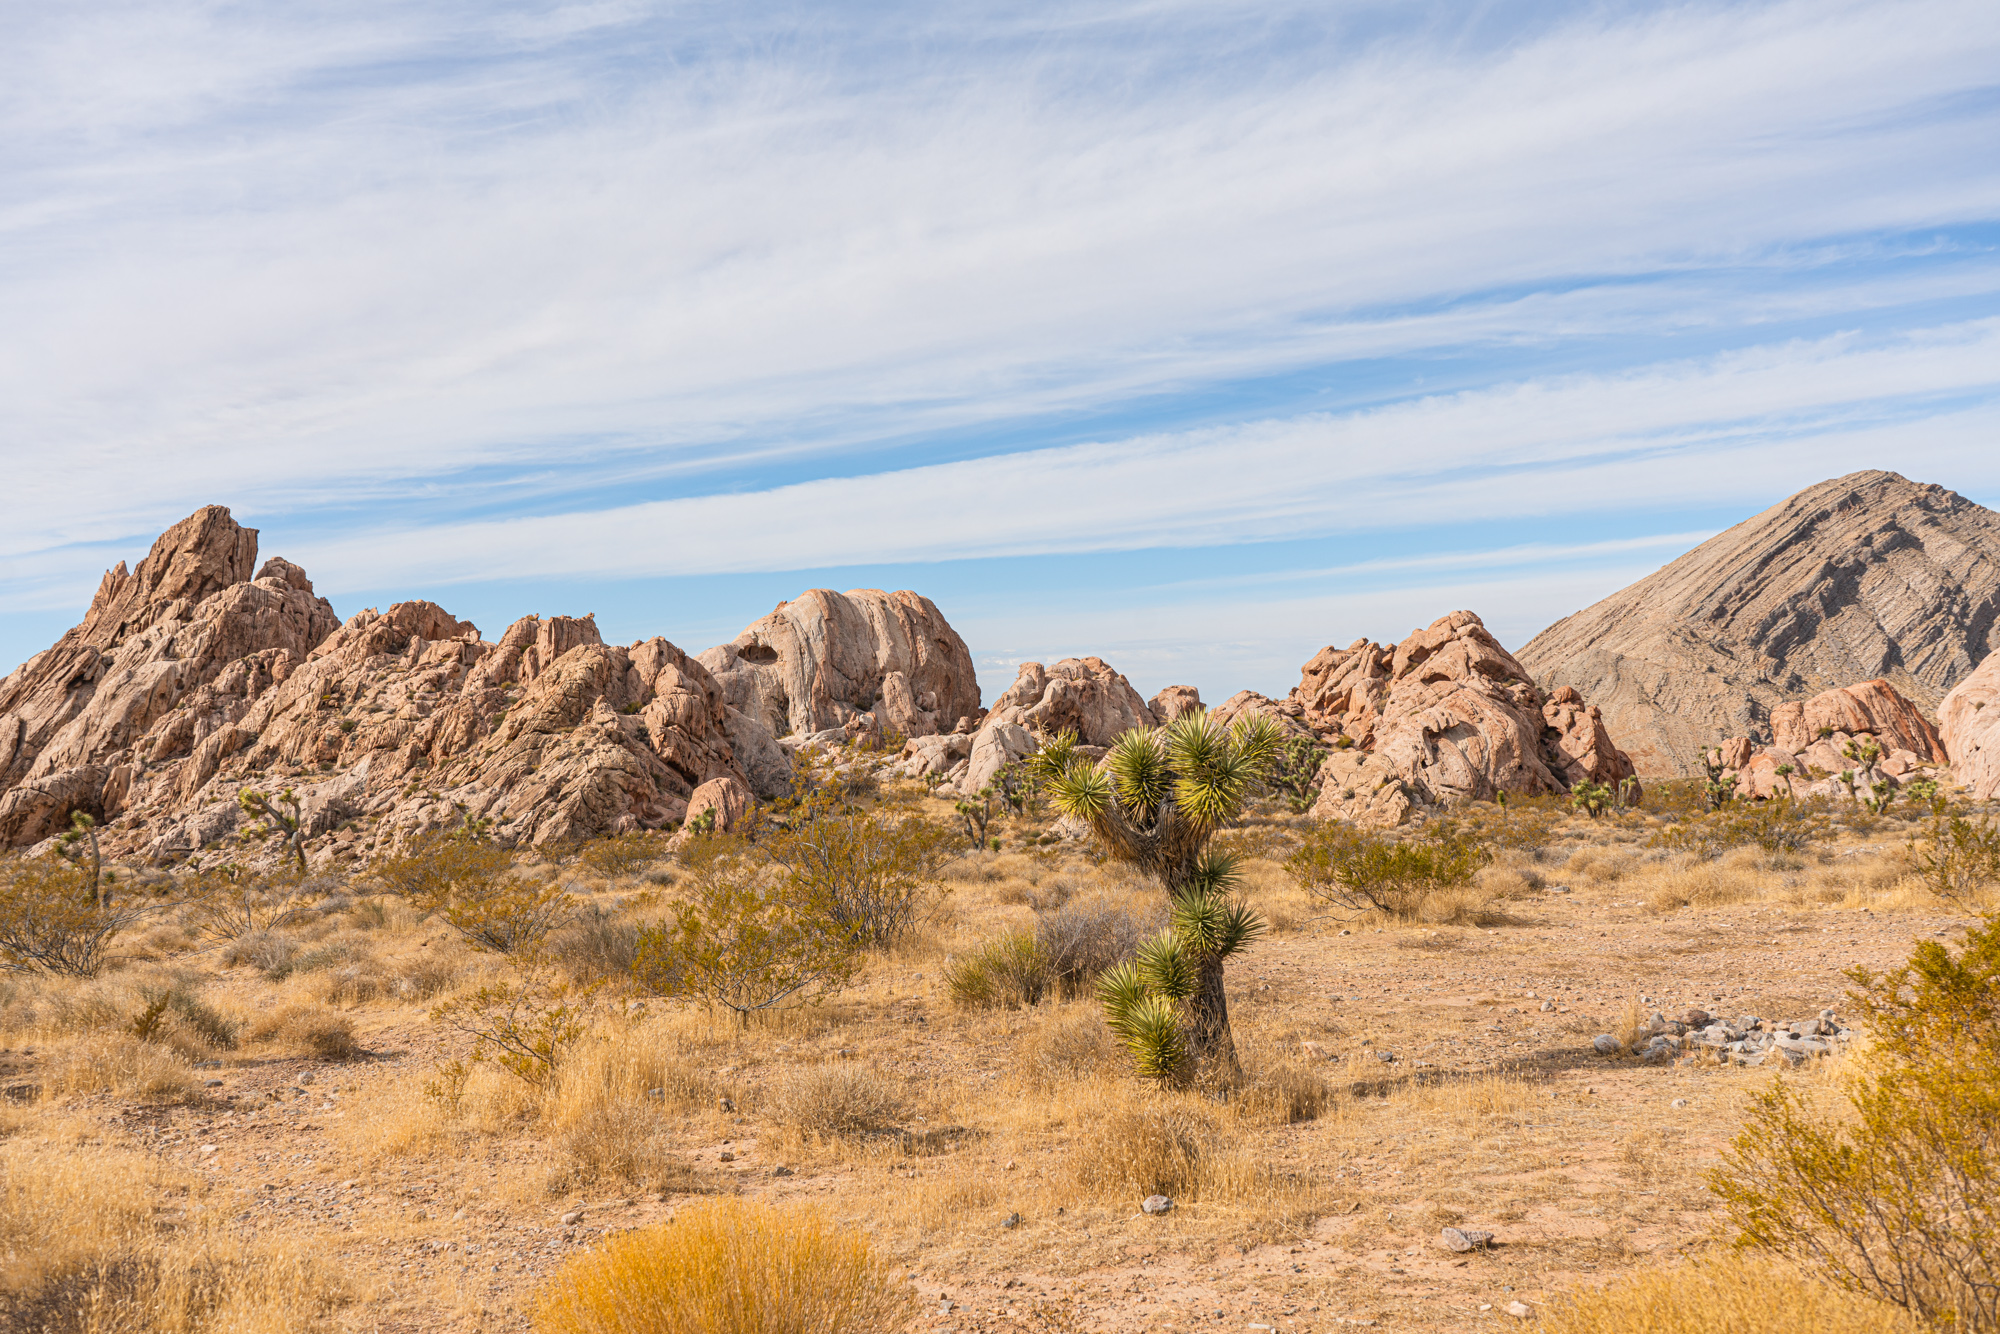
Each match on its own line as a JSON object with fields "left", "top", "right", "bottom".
{"left": 560, "top": 1210, "right": 583, "bottom": 1226}
{"left": 298, "top": 1072, "right": 314, "bottom": 1085}
{"left": 1000, "top": 1212, "right": 1021, "bottom": 1229}
{"left": 198, "top": 1144, "right": 218, "bottom": 1156}
{"left": 1439, "top": 1227, "right": 1493, "bottom": 1253}
{"left": 1671, "top": 1098, "right": 1689, "bottom": 1109}
{"left": 1141, "top": 1195, "right": 1174, "bottom": 1215}
{"left": 204, "top": 1079, "right": 224, "bottom": 1087}
{"left": 718, "top": 1096, "right": 737, "bottom": 1113}
{"left": 1591, "top": 1034, "right": 1622, "bottom": 1055}
{"left": 718, "top": 1152, "right": 735, "bottom": 1163}
{"left": 1539, "top": 1001, "right": 1554, "bottom": 1012}
{"left": 1506, "top": 1300, "right": 1532, "bottom": 1317}
{"left": 646, "top": 1088, "right": 664, "bottom": 1099}
{"left": 1376, "top": 1051, "right": 1398, "bottom": 1064}
{"left": 773, "top": 1166, "right": 794, "bottom": 1177}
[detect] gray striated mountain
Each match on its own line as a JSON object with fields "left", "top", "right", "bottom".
{"left": 1517, "top": 471, "right": 2000, "bottom": 776}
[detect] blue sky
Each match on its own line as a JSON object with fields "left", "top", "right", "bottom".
{"left": 3, "top": 0, "right": 1999, "bottom": 706}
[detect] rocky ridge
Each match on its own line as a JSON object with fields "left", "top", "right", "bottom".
{"left": 1518, "top": 471, "right": 2000, "bottom": 776}
{"left": 0, "top": 510, "right": 988, "bottom": 866}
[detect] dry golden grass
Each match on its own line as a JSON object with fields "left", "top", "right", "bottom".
{"left": 244, "top": 1002, "right": 359, "bottom": 1059}
{"left": 38, "top": 1032, "right": 201, "bottom": 1102}
{"left": 531, "top": 1197, "right": 912, "bottom": 1334}
{"left": 1543, "top": 1258, "right": 1922, "bottom": 1333}
{"left": 0, "top": 1126, "right": 348, "bottom": 1332}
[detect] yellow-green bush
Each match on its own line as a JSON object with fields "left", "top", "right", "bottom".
{"left": 1545, "top": 1260, "right": 1920, "bottom": 1333}
{"left": 532, "top": 1198, "right": 911, "bottom": 1334}
{"left": 1712, "top": 914, "right": 2000, "bottom": 1330}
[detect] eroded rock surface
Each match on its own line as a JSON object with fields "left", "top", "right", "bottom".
{"left": 984, "top": 657, "right": 1155, "bottom": 747}
{"left": 1519, "top": 471, "right": 2000, "bottom": 775}
{"left": 0, "top": 509, "right": 752, "bottom": 864}
{"left": 1941, "top": 652, "right": 2000, "bottom": 800}
{"left": 1286, "top": 612, "right": 1636, "bottom": 826}
{"left": 698, "top": 589, "right": 979, "bottom": 741}
{"left": 1769, "top": 679, "right": 1943, "bottom": 761}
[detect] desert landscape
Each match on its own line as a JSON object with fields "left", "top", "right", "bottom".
{"left": 0, "top": 470, "right": 1997, "bottom": 1332}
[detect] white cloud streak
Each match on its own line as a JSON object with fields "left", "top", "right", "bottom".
{"left": 0, "top": 0, "right": 1997, "bottom": 567}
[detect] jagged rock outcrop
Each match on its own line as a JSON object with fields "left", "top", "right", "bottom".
{"left": 1210, "top": 690, "right": 1316, "bottom": 742}
{"left": 0, "top": 507, "right": 340, "bottom": 845}
{"left": 1769, "top": 679, "right": 1944, "bottom": 761}
{"left": 697, "top": 589, "right": 979, "bottom": 741}
{"left": 0, "top": 509, "right": 756, "bottom": 864}
{"left": 1518, "top": 471, "right": 2000, "bottom": 776}
{"left": 1941, "top": 652, "right": 2000, "bottom": 800}
{"left": 1283, "top": 611, "right": 1636, "bottom": 826}
{"left": 984, "top": 658, "right": 1155, "bottom": 747}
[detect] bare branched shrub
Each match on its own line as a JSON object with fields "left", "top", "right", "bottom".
{"left": 762, "top": 798, "right": 958, "bottom": 948}
{"left": 1286, "top": 823, "right": 1490, "bottom": 922}
{"left": 634, "top": 840, "right": 859, "bottom": 1023}
{"left": 0, "top": 855, "right": 158, "bottom": 977}
{"left": 579, "top": 833, "right": 667, "bottom": 880}
{"left": 1034, "top": 896, "right": 1150, "bottom": 998}
{"left": 1904, "top": 801, "right": 2000, "bottom": 905}
{"left": 430, "top": 971, "right": 593, "bottom": 1088}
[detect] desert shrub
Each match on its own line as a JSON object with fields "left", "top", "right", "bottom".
{"left": 1261, "top": 737, "right": 1327, "bottom": 814}
{"left": 633, "top": 846, "right": 858, "bottom": 1023}
{"left": 1711, "top": 914, "right": 2000, "bottom": 1330}
{"left": 531, "top": 1197, "right": 911, "bottom": 1334}
{"left": 1725, "top": 798, "right": 1835, "bottom": 855}
{"left": 1238, "top": 1058, "right": 1329, "bottom": 1124}
{"left": 128, "top": 978, "right": 240, "bottom": 1057}
{"left": 1647, "top": 809, "right": 1736, "bottom": 859}
{"left": 944, "top": 931, "right": 1046, "bottom": 1010}
{"left": 185, "top": 866, "right": 322, "bottom": 942}
{"left": 431, "top": 971, "right": 592, "bottom": 1088}
{"left": 41, "top": 1032, "right": 199, "bottom": 1102}
{"left": 0, "top": 855, "right": 157, "bottom": 977}
{"left": 1018, "top": 1008, "right": 1123, "bottom": 1085}
{"left": 1450, "top": 804, "right": 1560, "bottom": 855}
{"left": 370, "top": 832, "right": 513, "bottom": 902}
{"left": 432, "top": 866, "right": 574, "bottom": 957}
{"left": 551, "top": 906, "right": 645, "bottom": 983}
{"left": 1642, "top": 778, "right": 1709, "bottom": 821}
{"left": 766, "top": 1064, "right": 906, "bottom": 1137}
{"left": 1034, "top": 896, "right": 1149, "bottom": 998}
{"left": 761, "top": 802, "right": 958, "bottom": 948}
{"left": 552, "top": 1104, "right": 702, "bottom": 1195}
{"left": 1904, "top": 801, "right": 2000, "bottom": 904}
{"left": 223, "top": 929, "right": 300, "bottom": 977}
{"left": 1064, "top": 1096, "right": 1230, "bottom": 1200}
{"left": 246, "top": 1003, "right": 359, "bottom": 1060}
{"left": 1286, "top": 823, "right": 1489, "bottom": 921}
{"left": 393, "top": 955, "right": 461, "bottom": 1001}
{"left": 1544, "top": 1259, "right": 1921, "bottom": 1334}
{"left": 580, "top": 833, "right": 667, "bottom": 880}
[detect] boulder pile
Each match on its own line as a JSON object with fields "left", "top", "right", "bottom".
{"left": 1596, "top": 1007, "right": 1855, "bottom": 1068}
{"left": 0, "top": 508, "right": 992, "bottom": 868}
{"left": 1703, "top": 678, "right": 1946, "bottom": 802}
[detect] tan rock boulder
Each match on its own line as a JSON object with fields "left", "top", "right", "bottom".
{"left": 1148, "top": 685, "right": 1203, "bottom": 724}
{"left": 1210, "top": 690, "right": 1316, "bottom": 742}
{"left": 985, "top": 657, "right": 1154, "bottom": 746}
{"left": 959, "top": 720, "right": 1038, "bottom": 795}
{"left": 1941, "top": 651, "right": 2000, "bottom": 799}
{"left": 698, "top": 589, "right": 978, "bottom": 740}
{"left": 670, "top": 775, "right": 754, "bottom": 849}
{"left": 1286, "top": 611, "right": 1636, "bottom": 825}
{"left": 1769, "top": 679, "right": 1944, "bottom": 761}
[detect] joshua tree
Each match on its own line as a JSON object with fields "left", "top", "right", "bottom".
{"left": 54, "top": 811, "right": 108, "bottom": 908}
{"left": 1036, "top": 710, "right": 1282, "bottom": 1081}
{"left": 239, "top": 788, "right": 307, "bottom": 874}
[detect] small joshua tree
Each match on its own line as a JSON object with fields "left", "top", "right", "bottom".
{"left": 238, "top": 787, "right": 307, "bottom": 873}
{"left": 1570, "top": 780, "right": 1613, "bottom": 819}
{"left": 1037, "top": 710, "right": 1282, "bottom": 1081}
{"left": 54, "top": 811, "right": 109, "bottom": 908}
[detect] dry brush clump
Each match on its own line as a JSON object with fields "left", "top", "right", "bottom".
{"left": 1544, "top": 1260, "right": 1921, "bottom": 1334}
{"left": 1286, "top": 820, "right": 1496, "bottom": 925}
{"left": 532, "top": 1197, "right": 912, "bottom": 1334}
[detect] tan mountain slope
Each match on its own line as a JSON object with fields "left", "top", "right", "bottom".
{"left": 1517, "top": 471, "right": 2000, "bottom": 776}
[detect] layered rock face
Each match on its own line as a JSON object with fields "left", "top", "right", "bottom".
{"left": 697, "top": 589, "right": 980, "bottom": 742}
{"left": 1295, "top": 611, "right": 1637, "bottom": 825}
{"left": 1518, "top": 471, "right": 2000, "bottom": 776}
{"left": 0, "top": 509, "right": 757, "bottom": 864}
{"left": 1769, "top": 680, "right": 1943, "bottom": 761}
{"left": 1941, "top": 652, "right": 2000, "bottom": 800}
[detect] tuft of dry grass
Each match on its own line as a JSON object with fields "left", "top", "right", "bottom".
{"left": 1544, "top": 1259, "right": 1922, "bottom": 1333}
{"left": 246, "top": 1003, "right": 360, "bottom": 1060}
{"left": 39, "top": 1033, "right": 200, "bottom": 1103}
{"left": 766, "top": 1064, "right": 906, "bottom": 1138}
{"left": 551, "top": 1103, "right": 709, "bottom": 1196}
{"left": 531, "top": 1197, "right": 912, "bottom": 1334}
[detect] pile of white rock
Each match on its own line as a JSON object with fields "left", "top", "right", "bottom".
{"left": 1593, "top": 1008, "right": 1854, "bottom": 1067}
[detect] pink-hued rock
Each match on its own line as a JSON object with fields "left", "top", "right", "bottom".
{"left": 1769, "top": 679, "right": 1944, "bottom": 761}
{"left": 1941, "top": 652, "right": 2000, "bottom": 800}
{"left": 671, "top": 775, "right": 753, "bottom": 848}
{"left": 697, "top": 589, "right": 978, "bottom": 740}
{"left": 1288, "top": 611, "right": 1636, "bottom": 826}
{"left": 0, "top": 509, "right": 754, "bottom": 865}
{"left": 1148, "top": 685, "right": 1203, "bottom": 724}
{"left": 985, "top": 657, "right": 1155, "bottom": 747}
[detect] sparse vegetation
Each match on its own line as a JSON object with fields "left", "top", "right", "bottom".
{"left": 1285, "top": 821, "right": 1491, "bottom": 922}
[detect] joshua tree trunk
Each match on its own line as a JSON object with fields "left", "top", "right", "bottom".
{"left": 1185, "top": 954, "right": 1240, "bottom": 1077}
